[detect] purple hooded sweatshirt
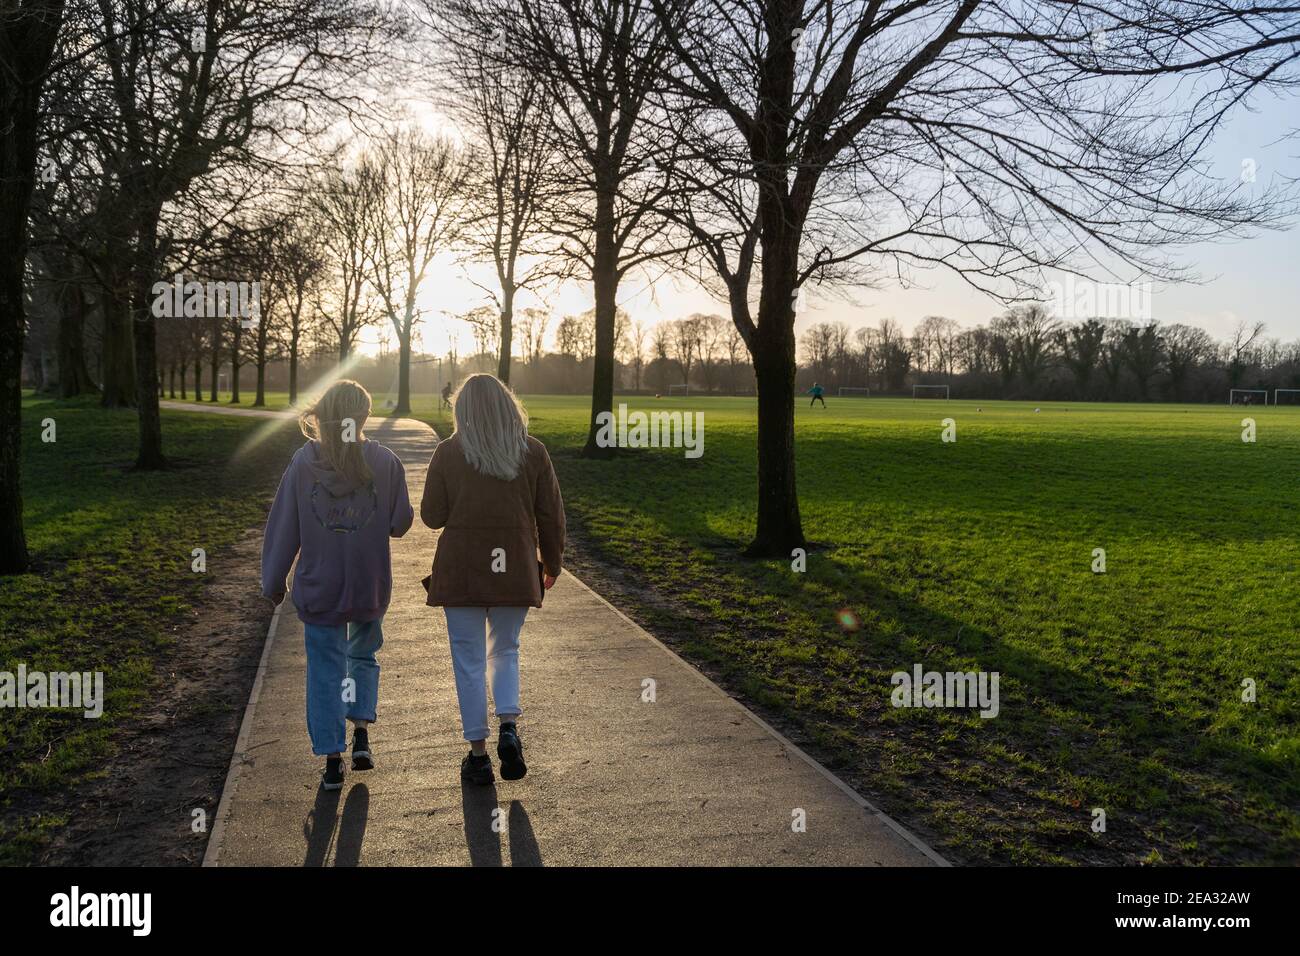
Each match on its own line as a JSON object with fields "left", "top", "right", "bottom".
{"left": 261, "top": 439, "right": 414, "bottom": 625}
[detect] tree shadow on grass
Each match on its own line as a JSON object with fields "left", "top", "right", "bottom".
{"left": 569, "top": 501, "right": 1298, "bottom": 864}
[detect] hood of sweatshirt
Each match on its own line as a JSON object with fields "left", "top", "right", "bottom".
{"left": 304, "top": 439, "right": 370, "bottom": 496}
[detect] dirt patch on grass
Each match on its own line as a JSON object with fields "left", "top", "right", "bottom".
{"left": 23, "top": 528, "right": 273, "bottom": 866}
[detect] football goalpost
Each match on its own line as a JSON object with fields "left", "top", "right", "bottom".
{"left": 913, "top": 384, "right": 950, "bottom": 399}
{"left": 1273, "top": 388, "right": 1300, "bottom": 406}
{"left": 838, "top": 386, "right": 870, "bottom": 397}
{"left": 1229, "top": 389, "right": 1268, "bottom": 406}
{"left": 668, "top": 383, "right": 690, "bottom": 396}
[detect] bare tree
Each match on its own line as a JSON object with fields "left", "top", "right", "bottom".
{"left": 439, "top": 47, "right": 559, "bottom": 385}
{"left": 0, "top": 0, "right": 66, "bottom": 572}
{"left": 426, "top": 0, "right": 686, "bottom": 455}
{"left": 517, "top": 306, "right": 550, "bottom": 369}
{"left": 365, "top": 127, "right": 468, "bottom": 414}
{"left": 1227, "top": 319, "right": 1268, "bottom": 388}
{"left": 316, "top": 159, "right": 385, "bottom": 363}
{"left": 648, "top": 0, "right": 1298, "bottom": 554}
{"left": 1122, "top": 322, "right": 1165, "bottom": 399}
{"left": 53, "top": 0, "right": 403, "bottom": 467}
{"left": 1057, "top": 319, "right": 1107, "bottom": 399}
{"left": 669, "top": 314, "right": 702, "bottom": 385}
{"left": 621, "top": 316, "right": 648, "bottom": 391}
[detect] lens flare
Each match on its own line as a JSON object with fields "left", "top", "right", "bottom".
{"left": 836, "top": 608, "right": 861, "bottom": 632}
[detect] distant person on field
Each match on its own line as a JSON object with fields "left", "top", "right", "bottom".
{"left": 420, "top": 373, "right": 566, "bottom": 786}
{"left": 808, "top": 382, "right": 826, "bottom": 407}
{"left": 261, "top": 379, "right": 413, "bottom": 792}
{"left": 440, "top": 381, "right": 453, "bottom": 410}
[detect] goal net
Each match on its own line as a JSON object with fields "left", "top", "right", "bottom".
{"left": 1229, "top": 389, "right": 1268, "bottom": 406}
{"left": 838, "top": 387, "right": 870, "bottom": 397}
{"left": 913, "top": 384, "right": 950, "bottom": 399}
{"left": 668, "top": 383, "right": 690, "bottom": 396}
{"left": 1274, "top": 388, "right": 1300, "bottom": 406}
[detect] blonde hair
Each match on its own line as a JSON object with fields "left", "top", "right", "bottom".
{"left": 451, "top": 373, "right": 529, "bottom": 481}
{"left": 300, "top": 379, "right": 373, "bottom": 488}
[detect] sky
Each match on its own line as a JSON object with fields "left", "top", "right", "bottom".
{"left": 354, "top": 87, "right": 1300, "bottom": 358}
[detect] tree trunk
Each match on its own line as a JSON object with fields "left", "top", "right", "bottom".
{"left": 746, "top": 319, "right": 804, "bottom": 557}
{"left": 254, "top": 357, "right": 266, "bottom": 406}
{"left": 99, "top": 274, "right": 136, "bottom": 407}
{"left": 289, "top": 333, "right": 299, "bottom": 406}
{"left": 581, "top": 188, "right": 618, "bottom": 459}
{"left": 131, "top": 212, "right": 166, "bottom": 469}
{"left": 57, "top": 281, "right": 96, "bottom": 397}
{"left": 743, "top": 184, "right": 806, "bottom": 556}
{"left": 168, "top": 364, "right": 176, "bottom": 398}
{"left": 497, "top": 285, "right": 514, "bottom": 385}
{"left": 394, "top": 312, "right": 412, "bottom": 415}
{"left": 230, "top": 325, "right": 242, "bottom": 403}
{"left": 0, "top": 0, "right": 67, "bottom": 574}
{"left": 209, "top": 324, "right": 220, "bottom": 401}
{"left": 193, "top": 356, "right": 203, "bottom": 400}
{"left": 179, "top": 361, "right": 187, "bottom": 399}
{"left": 0, "top": 233, "right": 27, "bottom": 572}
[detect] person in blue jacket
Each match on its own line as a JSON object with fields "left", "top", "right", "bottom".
{"left": 807, "top": 382, "right": 826, "bottom": 407}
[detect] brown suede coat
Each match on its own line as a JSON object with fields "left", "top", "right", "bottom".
{"left": 420, "top": 433, "right": 565, "bottom": 607}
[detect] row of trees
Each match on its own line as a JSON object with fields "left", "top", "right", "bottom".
{"left": 800, "top": 313, "right": 1295, "bottom": 402}
{"left": 5, "top": 0, "right": 1300, "bottom": 573}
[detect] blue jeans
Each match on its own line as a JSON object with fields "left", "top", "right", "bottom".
{"left": 443, "top": 607, "right": 528, "bottom": 741}
{"left": 304, "top": 619, "right": 383, "bottom": 756}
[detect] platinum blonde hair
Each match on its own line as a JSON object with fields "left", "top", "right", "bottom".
{"left": 299, "top": 379, "right": 373, "bottom": 488}
{"left": 452, "top": 373, "right": 529, "bottom": 481}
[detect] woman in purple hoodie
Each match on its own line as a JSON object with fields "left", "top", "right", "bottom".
{"left": 261, "top": 380, "right": 413, "bottom": 790}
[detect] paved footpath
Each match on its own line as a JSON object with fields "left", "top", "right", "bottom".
{"left": 161, "top": 401, "right": 943, "bottom": 866}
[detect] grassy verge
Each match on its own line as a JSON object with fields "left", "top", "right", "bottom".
{"left": 433, "top": 393, "right": 1297, "bottom": 865}
{"left": 0, "top": 394, "right": 304, "bottom": 863}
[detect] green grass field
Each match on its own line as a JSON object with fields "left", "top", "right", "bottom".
{"left": 97, "top": 390, "right": 1300, "bottom": 862}
{"left": 0, "top": 395, "right": 305, "bottom": 863}
{"left": 451, "top": 392, "right": 1297, "bottom": 865}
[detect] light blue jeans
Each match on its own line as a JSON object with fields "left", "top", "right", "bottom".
{"left": 444, "top": 607, "right": 528, "bottom": 741}
{"left": 304, "top": 619, "right": 383, "bottom": 756}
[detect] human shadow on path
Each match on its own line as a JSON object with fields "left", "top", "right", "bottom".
{"left": 303, "top": 786, "right": 340, "bottom": 867}
{"left": 461, "top": 780, "right": 502, "bottom": 867}
{"left": 335, "top": 784, "right": 369, "bottom": 866}
{"left": 507, "top": 800, "right": 542, "bottom": 867}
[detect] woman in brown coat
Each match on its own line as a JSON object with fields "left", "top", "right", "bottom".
{"left": 421, "top": 373, "right": 565, "bottom": 785}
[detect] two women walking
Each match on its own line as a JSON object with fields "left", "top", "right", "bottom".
{"left": 261, "top": 373, "right": 564, "bottom": 791}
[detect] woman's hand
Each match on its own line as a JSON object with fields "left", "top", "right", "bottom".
{"left": 543, "top": 574, "right": 556, "bottom": 590}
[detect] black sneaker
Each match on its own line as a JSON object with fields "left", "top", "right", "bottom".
{"left": 322, "top": 756, "right": 344, "bottom": 791}
{"left": 352, "top": 728, "right": 374, "bottom": 771}
{"left": 497, "top": 723, "right": 527, "bottom": 780}
{"left": 460, "top": 752, "right": 494, "bottom": 786}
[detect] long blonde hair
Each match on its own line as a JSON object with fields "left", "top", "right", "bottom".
{"left": 300, "top": 379, "right": 373, "bottom": 488}
{"left": 452, "top": 373, "right": 529, "bottom": 481}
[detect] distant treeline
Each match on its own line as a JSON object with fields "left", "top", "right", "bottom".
{"left": 795, "top": 308, "right": 1298, "bottom": 403}
{"left": 22, "top": 301, "right": 1296, "bottom": 405}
